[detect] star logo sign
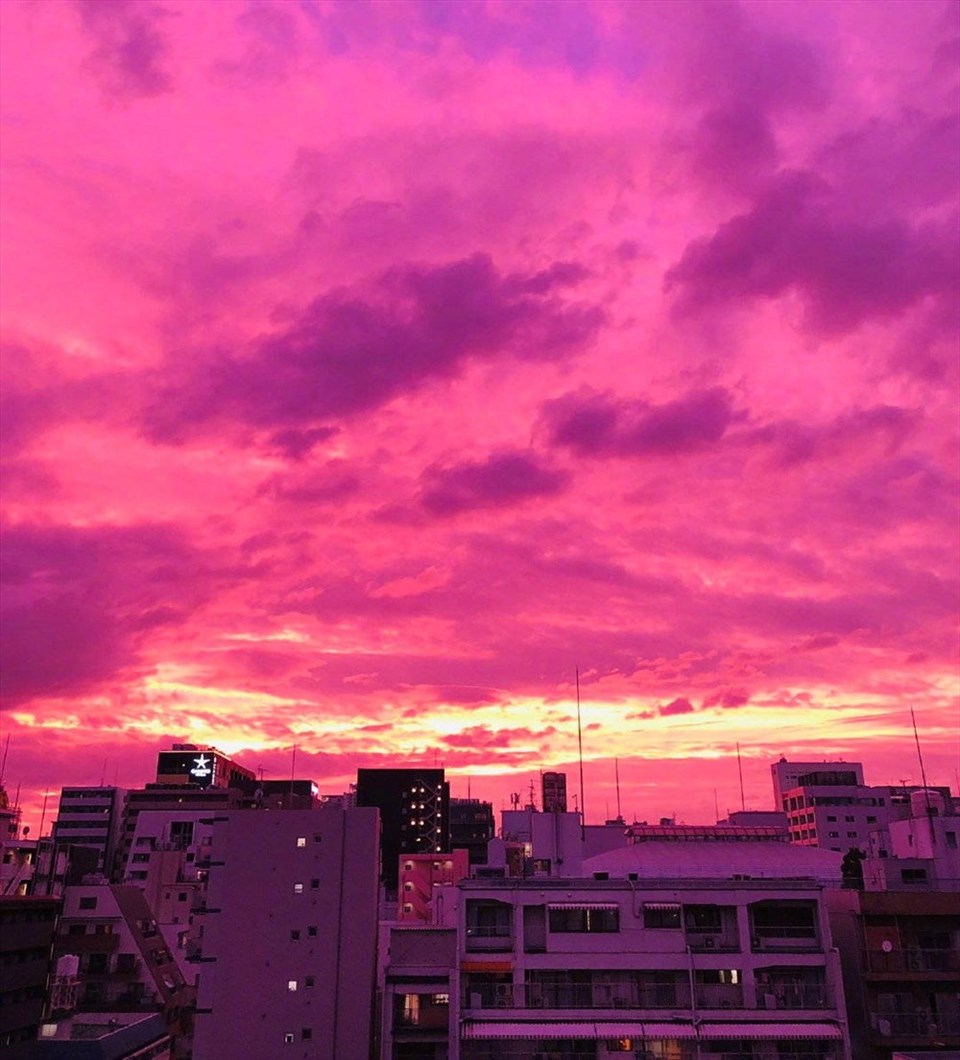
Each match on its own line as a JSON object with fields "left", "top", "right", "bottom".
{"left": 190, "top": 754, "right": 212, "bottom": 778}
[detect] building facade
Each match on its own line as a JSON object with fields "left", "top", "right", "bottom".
{"left": 192, "top": 808, "right": 380, "bottom": 1060}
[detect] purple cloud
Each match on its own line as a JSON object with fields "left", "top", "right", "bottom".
{"left": 76, "top": 0, "right": 173, "bottom": 98}
{"left": 541, "top": 387, "right": 736, "bottom": 457}
{"left": 420, "top": 450, "right": 570, "bottom": 516}
{"left": 0, "top": 522, "right": 205, "bottom": 704}
{"left": 660, "top": 697, "right": 695, "bottom": 716}
{"left": 144, "top": 253, "right": 602, "bottom": 441}
{"left": 665, "top": 171, "right": 959, "bottom": 333}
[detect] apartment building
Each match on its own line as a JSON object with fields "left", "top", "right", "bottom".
{"left": 381, "top": 839, "right": 851, "bottom": 1060}
{"left": 192, "top": 808, "right": 380, "bottom": 1060}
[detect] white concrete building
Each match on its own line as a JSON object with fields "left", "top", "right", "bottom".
{"left": 381, "top": 840, "right": 851, "bottom": 1060}
{"left": 192, "top": 808, "right": 379, "bottom": 1060}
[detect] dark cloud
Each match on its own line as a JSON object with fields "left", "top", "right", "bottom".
{"left": 267, "top": 426, "right": 339, "bottom": 461}
{"left": 660, "top": 697, "right": 695, "bottom": 717}
{"left": 541, "top": 387, "right": 736, "bottom": 457}
{"left": 703, "top": 688, "right": 750, "bottom": 710}
{"left": 0, "top": 522, "right": 208, "bottom": 704}
{"left": 676, "top": 2, "right": 828, "bottom": 114}
{"left": 76, "top": 0, "right": 173, "bottom": 98}
{"left": 440, "top": 724, "right": 556, "bottom": 750}
{"left": 257, "top": 460, "right": 361, "bottom": 505}
{"left": 420, "top": 450, "right": 570, "bottom": 516}
{"left": 743, "top": 405, "right": 918, "bottom": 467}
{"left": 665, "top": 171, "right": 959, "bottom": 334}
{"left": 143, "top": 253, "right": 602, "bottom": 441}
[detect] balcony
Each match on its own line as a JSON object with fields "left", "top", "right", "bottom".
{"left": 871, "top": 1010, "right": 960, "bottom": 1037}
{"left": 863, "top": 947, "right": 960, "bottom": 975}
{"left": 56, "top": 934, "right": 120, "bottom": 955}
{"left": 465, "top": 925, "right": 513, "bottom": 952}
{"left": 694, "top": 982, "right": 743, "bottom": 1009}
{"left": 756, "top": 984, "right": 829, "bottom": 1009}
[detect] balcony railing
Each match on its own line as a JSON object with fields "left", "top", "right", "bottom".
{"left": 872, "top": 1010, "right": 960, "bottom": 1036}
{"left": 756, "top": 984, "right": 828, "bottom": 1009}
{"left": 465, "top": 926, "right": 512, "bottom": 952}
{"left": 465, "top": 983, "right": 695, "bottom": 1010}
{"left": 864, "top": 948, "right": 960, "bottom": 974}
{"left": 695, "top": 983, "right": 743, "bottom": 1009}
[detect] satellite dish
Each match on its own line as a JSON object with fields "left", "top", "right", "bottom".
{"left": 881, "top": 940, "right": 893, "bottom": 953}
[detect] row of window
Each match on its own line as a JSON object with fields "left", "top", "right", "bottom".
{"left": 289, "top": 926, "right": 319, "bottom": 940}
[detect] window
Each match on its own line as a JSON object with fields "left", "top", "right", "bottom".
{"left": 290, "top": 930, "right": 300, "bottom": 941}
{"left": 828, "top": 831, "right": 839, "bottom": 838}
{"left": 901, "top": 868, "right": 928, "bottom": 882}
{"left": 293, "top": 883, "right": 304, "bottom": 894}
{"left": 78, "top": 897, "right": 97, "bottom": 910}
{"left": 301, "top": 1029, "right": 312, "bottom": 1041}
{"left": 296, "top": 837, "right": 306, "bottom": 848}
{"left": 284, "top": 1033, "right": 294, "bottom": 1044}
{"left": 847, "top": 831, "right": 857, "bottom": 838}
{"left": 867, "top": 816, "right": 877, "bottom": 823}
{"left": 643, "top": 904, "right": 681, "bottom": 929}
{"left": 845, "top": 815, "right": 855, "bottom": 822}
{"left": 946, "top": 832, "right": 957, "bottom": 849}
{"left": 311, "top": 879, "right": 320, "bottom": 889}
{"left": 549, "top": 906, "right": 620, "bottom": 933}
{"left": 826, "top": 815, "right": 837, "bottom": 822}
{"left": 287, "top": 980, "right": 298, "bottom": 992}
{"left": 307, "top": 926, "right": 317, "bottom": 937}
{"left": 305, "top": 977, "right": 315, "bottom": 988}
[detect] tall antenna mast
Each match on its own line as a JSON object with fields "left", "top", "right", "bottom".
{"left": 736, "top": 742, "right": 746, "bottom": 812}
{"left": 614, "top": 757, "right": 622, "bottom": 822}
{"left": 0, "top": 733, "right": 10, "bottom": 785}
{"left": 576, "top": 667, "right": 586, "bottom": 840}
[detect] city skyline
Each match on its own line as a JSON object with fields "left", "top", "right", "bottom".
{"left": 2, "top": 2, "right": 959, "bottom": 833}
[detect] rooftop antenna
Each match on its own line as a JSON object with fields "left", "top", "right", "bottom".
{"left": 576, "top": 667, "right": 586, "bottom": 840}
{"left": 0, "top": 733, "right": 10, "bottom": 785}
{"left": 736, "top": 742, "right": 746, "bottom": 812}
{"left": 910, "top": 706, "right": 934, "bottom": 840}
{"left": 713, "top": 788, "right": 720, "bottom": 823}
{"left": 614, "top": 757, "right": 622, "bottom": 822}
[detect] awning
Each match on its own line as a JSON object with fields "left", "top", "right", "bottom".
{"left": 699, "top": 1023, "right": 843, "bottom": 1040}
{"left": 462, "top": 1022, "right": 697, "bottom": 1040}
{"left": 547, "top": 903, "right": 620, "bottom": 911}
{"left": 642, "top": 902, "right": 681, "bottom": 911}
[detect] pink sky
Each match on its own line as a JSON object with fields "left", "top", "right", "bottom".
{"left": 1, "top": 0, "right": 958, "bottom": 832}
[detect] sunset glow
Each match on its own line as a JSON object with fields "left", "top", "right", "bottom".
{"left": 1, "top": 0, "right": 958, "bottom": 829}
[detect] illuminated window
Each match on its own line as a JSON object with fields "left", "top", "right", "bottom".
{"left": 284, "top": 1033, "right": 294, "bottom": 1044}
{"left": 288, "top": 980, "right": 298, "bottom": 992}
{"left": 293, "top": 883, "right": 304, "bottom": 894}
{"left": 296, "top": 837, "right": 306, "bottom": 848}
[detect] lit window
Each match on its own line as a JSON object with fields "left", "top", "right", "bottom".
{"left": 296, "top": 837, "right": 306, "bottom": 848}
{"left": 294, "top": 883, "right": 304, "bottom": 894}
{"left": 284, "top": 1033, "right": 294, "bottom": 1044}
{"left": 288, "top": 980, "right": 298, "bottom": 991}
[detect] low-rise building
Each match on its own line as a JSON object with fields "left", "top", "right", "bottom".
{"left": 380, "top": 840, "right": 851, "bottom": 1060}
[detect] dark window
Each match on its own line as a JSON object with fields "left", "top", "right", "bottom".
{"left": 549, "top": 906, "right": 619, "bottom": 933}
{"left": 291, "top": 930, "right": 301, "bottom": 941}
{"left": 78, "top": 897, "right": 97, "bottom": 910}
{"left": 307, "top": 926, "right": 317, "bottom": 937}
{"left": 644, "top": 904, "right": 681, "bottom": 929}
{"left": 301, "top": 1029, "right": 312, "bottom": 1041}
